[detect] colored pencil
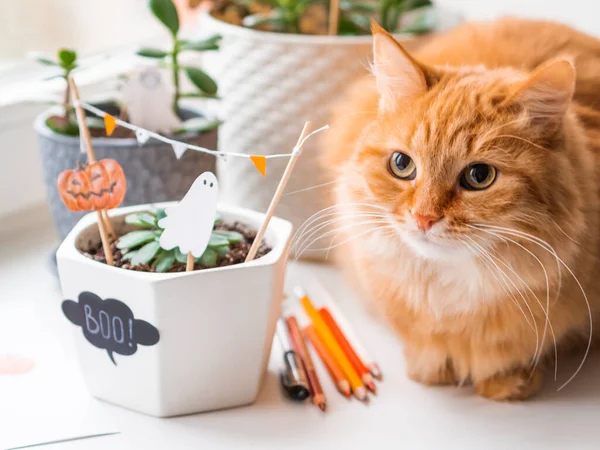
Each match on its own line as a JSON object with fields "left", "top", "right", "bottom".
{"left": 319, "top": 307, "right": 376, "bottom": 394}
{"left": 296, "top": 287, "right": 368, "bottom": 402}
{"left": 317, "top": 283, "right": 383, "bottom": 380}
{"left": 303, "top": 325, "right": 351, "bottom": 398}
{"left": 286, "top": 316, "right": 327, "bottom": 412}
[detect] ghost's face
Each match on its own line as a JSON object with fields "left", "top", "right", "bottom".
{"left": 198, "top": 172, "right": 218, "bottom": 191}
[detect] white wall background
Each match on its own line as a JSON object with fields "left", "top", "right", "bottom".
{"left": 0, "top": 0, "right": 599, "bottom": 222}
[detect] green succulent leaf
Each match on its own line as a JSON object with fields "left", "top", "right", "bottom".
{"left": 199, "top": 248, "right": 218, "bottom": 267}
{"left": 174, "top": 247, "right": 188, "bottom": 263}
{"left": 116, "top": 230, "right": 157, "bottom": 250}
{"left": 155, "top": 209, "right": 167, "bottom": 221}
{"left": 207, "top": 234, "right": 229, "bottom": 248}
{"left": 58, "top": 48, "right": 77, "bottom": 69}
{"left": 184, "top": 66, "right": 218, "bottom": 95}
{"left": 179, "top": 92, "right": 220, "bottom": 100}
{"left": 174, "top": 118, "right": 221, "bottom": 134}
{"left": 131, "top": 241, "right": 161, "bottom": 265}
{"left": 216, "top": 246, "right": 231, "bottom": 257}
{"left": 86, "top": 116, "right": 106, "bottom": 130}
{"left": 212, "top": 230, "right": 243, "bottom": 244}
{"left": 214, "top": 213, "right": 222, "bottom": 224}
{"left": 125, "top": 212, "right": 158, "bottom": 228}
{"left": 398, "top": 9, "right": 435, "bottom": 34}
{"left": 46, "top": 116, "right": 79, "bottom": 136}
{"left": 121, "top": 250, "right": 138, "bottom": 261}
{"left": 149, "top": 0, "right": 180, "bottom": 36}
{"left": 153, "top": 249, "right": 176, "bottom": 272}
{"left": 242, "top": 11, "right": 285, "bottom": 29}
{"left": 179, "top": 36, "right": 221, "bottom": 52}
{"left": 136, "top": 47, "right": 169, "bottom": 58}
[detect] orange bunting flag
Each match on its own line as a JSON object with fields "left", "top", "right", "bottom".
{"left": 104, "top": 114, "right": 116, "bottom": 136}
{"left": 250, "top": 155, "right": 267, "bottom": 176}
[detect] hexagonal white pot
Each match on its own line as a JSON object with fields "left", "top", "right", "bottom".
{"left": 56, "top": 202, "right": 292, "bottom": 417}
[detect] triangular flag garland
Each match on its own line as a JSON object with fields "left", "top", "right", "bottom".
{"left": 250, "top": 155, "right": 267, "bottom": 176}
{"left": 77, "top": 102, "right": 329, "bottom": 176}
{"left": 135, "top": 129, "right": 150, "bottom": 145}
{"left": 172, "top": 142, "right": 188, "bottom": 160}
{"left": 104, "top": 114, "right": 117, "bottom": 136}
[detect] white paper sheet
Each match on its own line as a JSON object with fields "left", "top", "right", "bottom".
{"left": 0, "top": 295, "right": 119, "bottom": 450}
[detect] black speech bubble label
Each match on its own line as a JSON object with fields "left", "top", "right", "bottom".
{"left": 62, "top": 291, "right": 160, "bottom": 365}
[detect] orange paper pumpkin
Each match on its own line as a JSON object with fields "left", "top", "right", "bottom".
{"left": 57, "top": 159, "right": 127, "bottom": 212}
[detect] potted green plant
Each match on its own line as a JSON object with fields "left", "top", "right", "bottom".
{"left": 57, "top": 201, "right": 292, "bottom": 416}
{"left": 35, "top": 0, "right": 222, "bottom": 241}
{"left": 198, "top": 0, "right": 461, "bottom": 260}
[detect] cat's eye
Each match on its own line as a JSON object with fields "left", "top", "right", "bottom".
{"left": 389, "top": 152, "right": 416, "bottom": 180}
{"left": 460, "top": 163, "right": 497, "bottom": 190}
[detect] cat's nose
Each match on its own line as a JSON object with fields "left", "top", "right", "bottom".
{"left": 413, "top": 213, "right": 442, "bottom": 231}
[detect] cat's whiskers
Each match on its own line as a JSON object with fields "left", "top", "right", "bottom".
{"left": 463, "top": 236, "right": 539, "bottom": 344}
{"left": 469, "top": 225, "right": 553, "bottom": 379}
{"left": 292, "top": 213, "right": 388, "bottom": 256}
{"left": 294, "top": 218, "right": 392, "bottom": 261}
{"left": 469, "top": 225, "right": 592, "bottom": 390}
{"left": 469, "top": 234, "right": 558, "bottom": 375}
{"left": 291, "top": 202, "right": 387, "bottom": 250}
{"left": 282, "top": 180, "right": 337, "bottom": 197}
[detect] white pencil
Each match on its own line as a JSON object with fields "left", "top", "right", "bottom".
{"left": 313, "top": 277, "right": 382, "bottom": 380}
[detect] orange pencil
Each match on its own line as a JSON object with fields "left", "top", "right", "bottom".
{"left": 296, "top": 287, "right": 368, "bottom": 402}
{"left": 286, "top": 316, "right": 327, "bottom": 412}
{"left": 320, "top": 307, "right": 376, "bottom": 394}
{"left": 303, "top": 325, "right": 351, "bottom": 397}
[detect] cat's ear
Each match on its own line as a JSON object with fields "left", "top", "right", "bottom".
{"left": 504, "top": 59, "right": 575, "bottom": 120}
{"left": 371, "top": 20, "right": 429, "bottom": 113}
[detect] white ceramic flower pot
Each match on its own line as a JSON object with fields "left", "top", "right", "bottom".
{"left": 199, "top": 10, "right": 460, "bottom": 260}
{"left": 56, "top": 202, "right": 292, "bottom": 417}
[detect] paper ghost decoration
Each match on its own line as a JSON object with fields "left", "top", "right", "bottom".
{"left": 121, "top": 65, "right": 181, "bottom": 133}
{"left": 158, "top": 172, "right": 219, "bottom": 257}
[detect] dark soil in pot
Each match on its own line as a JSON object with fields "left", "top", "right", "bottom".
{"left": 81, "top": 221, "right": 271, "bottom": 273}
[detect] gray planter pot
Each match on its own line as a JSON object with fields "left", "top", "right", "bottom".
{"left": 35, "top": 104, "right": 217, "bottom": 239}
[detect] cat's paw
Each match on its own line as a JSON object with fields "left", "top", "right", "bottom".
{"left": 404, "top": 344, "right": 458, "bottom": 386}
{"left": 475, "top": 368, "right": 543, "bottom": 401}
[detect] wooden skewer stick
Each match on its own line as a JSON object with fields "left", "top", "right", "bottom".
{"left": 186, "top": 251, "right": 195, "bottom": 272}
{"left": 68, "top": 76, "right": 115, "bottom": 265}
{"left": 245, "top": 122, "right": 313, "bottom": 263}
{"left": 101, "top": 210, "right": 115, "bottom": 239}
{"left": 328, "top": 0, "right": 340, "bottom": 36}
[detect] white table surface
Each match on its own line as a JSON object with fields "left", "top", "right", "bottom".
{"left": 1, "top": 221, "right": 599, "bottom": 450}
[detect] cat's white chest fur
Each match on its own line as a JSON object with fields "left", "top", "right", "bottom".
{"left": 364, "top": 230, "right": 501, "bottom": 316}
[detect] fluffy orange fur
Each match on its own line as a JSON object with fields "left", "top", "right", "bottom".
{"left": 321, "top": 18, "right": 600, "bottom": 400}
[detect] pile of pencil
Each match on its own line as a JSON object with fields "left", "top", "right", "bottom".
{"left": 278, "top": 286, "right": 382, "bottom": 411}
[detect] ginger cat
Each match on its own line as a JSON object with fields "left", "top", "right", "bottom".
{"left": 321, "top": 18, "right": 600, "bottom": 400}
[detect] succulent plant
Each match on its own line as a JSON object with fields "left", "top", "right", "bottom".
{"left": 117, "top": 209, "right": 244, "bottom": 272}
{"left": 137, "top": 0, "right": 222, "bottom": 127}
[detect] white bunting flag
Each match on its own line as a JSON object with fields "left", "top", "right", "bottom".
{"left": 172, "top": 142, "right": 188, "bottom": 159}
{"left": 135, "top": 128, "right": 150, "bottom": 145}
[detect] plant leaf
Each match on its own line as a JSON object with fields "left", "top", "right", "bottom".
{"left": 46, "top": 116, "right": 79, "bottom": 136}
{"left": 153, "top": 249, "right": 176, "bottom": 272}
{"left": 184, "top": 67, "right": 218, "bottom": 95}
{"left": 136, "top": 47, "right": 169, "bottom": 58}
{"left": 214, "top": 213, "right": 222, "bottom": 224}
{"left": 174, "top": 247, "right": 188, "bottom": 263}
{"left": 116, "top": 230, "right": 157, "bottom": 250}
{"left": 242, "top": 11, "right": 284, "bottom": 29}
{"left": 398, "top": 9, "right": 435, "bottom": 34}
{"left": 33, "top": 55, "right": 57, "bottom": 66}
{"left": 131, "top": 241, "right": 161, "bottom": 265}
{"left": 174, "top": 118, "right": 221, "bottom": 134}
{"left": 58, "top": 48, "right": 77, "bottom": 69}
{"left": 149, "top": 0, "right": 180, "bottom": 36}
{"left": 208, "top": 234, "right": 229, "bottom": 248}
{"left": 125, "top": 212, "right": 158, "bottom": 228}
{"left": 122, "top": 250, "right": 138, "bottom": 261}
{"left": 180, "top": 36, "right": 221, "bottom": 52}
{"left": 86, "top": 116, "right": 106, "bottom": 130}
{"left": 216, "top": 246, "right": 230, "bottom": 257}
{"left": 179, "top": 92, "right": 220, "bottom": 100}
{"left": 213, "top": 230, "right": 243, "bottom": 244}
{"left": 199, "top": 248, "right": 218, "bottom": 267}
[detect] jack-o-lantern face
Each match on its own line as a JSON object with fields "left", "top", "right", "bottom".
{"left": 57, "top": 159, "right": 127, "bottom": 212}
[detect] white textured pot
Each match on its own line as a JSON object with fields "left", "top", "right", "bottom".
{"left": 200, "top": 10, "right": 460, "bottom": 260}
{"left": 56, "top": 202, "right": 292, "bottom": 417}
